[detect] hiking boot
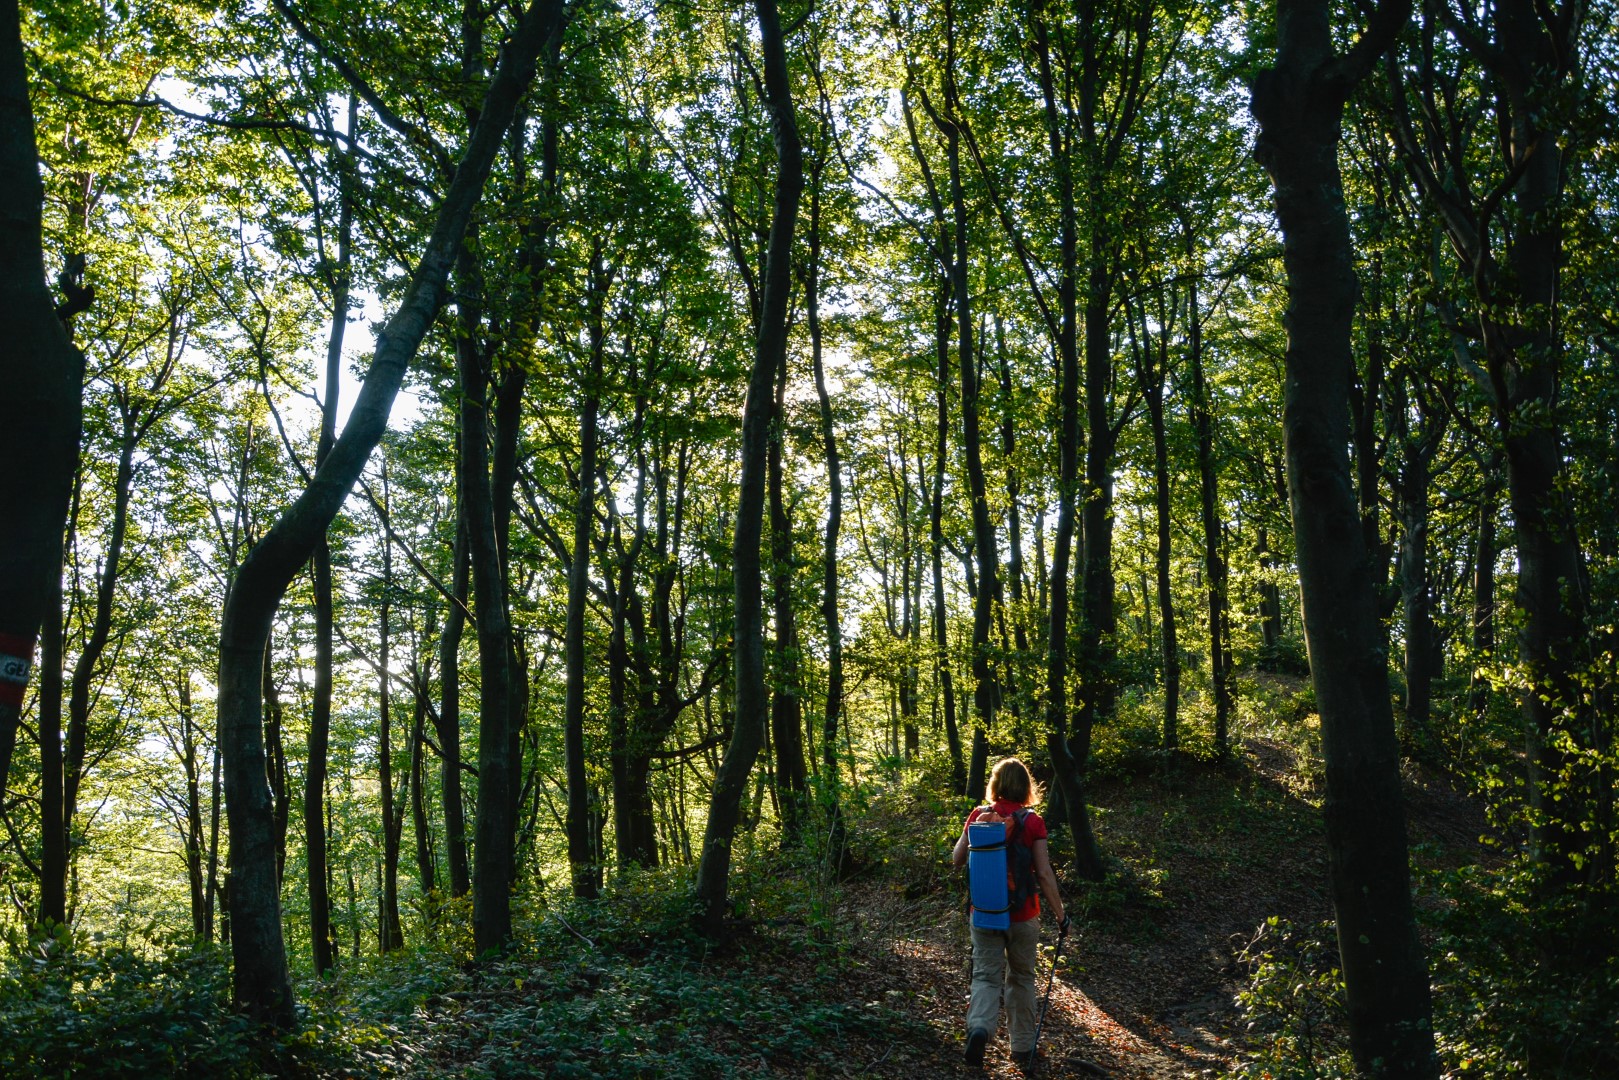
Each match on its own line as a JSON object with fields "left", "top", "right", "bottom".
{"left": 1011, "top": 1047, "right": 1038, "bottom": 1071}
{"left": 964, "top": 1029, "right": 989, "bottom": 1067}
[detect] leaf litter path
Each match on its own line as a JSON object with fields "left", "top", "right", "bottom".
{"left": 816, "top": 901, "right": 1237, "bottom": 1080}
{"left": 799, "top": 744, "right": 1491, "bottom": 1079}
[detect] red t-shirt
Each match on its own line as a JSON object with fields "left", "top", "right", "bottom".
{"left": 965, "top": 799, "right": 1048, "bottom": 922}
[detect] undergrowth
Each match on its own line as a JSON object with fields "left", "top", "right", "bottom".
{"left": 1, "top": 856, "right": 918, "bottom": 1079}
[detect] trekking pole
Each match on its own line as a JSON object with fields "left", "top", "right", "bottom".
{"left": 1027, "top": 915, "right": 1071, "bottom": 1075}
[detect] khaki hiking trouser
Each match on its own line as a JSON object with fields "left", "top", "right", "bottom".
{"left": 967, "top": 917, "right": 1041, "bottom": 1051}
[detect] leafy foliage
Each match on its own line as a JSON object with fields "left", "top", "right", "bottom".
{"left": 0, "top": 932, "right": 258, "bottom": 1078}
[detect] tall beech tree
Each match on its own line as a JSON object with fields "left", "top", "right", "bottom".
{"left": 1249, "top": 0, "right": 1439, "bottom": 1073}
{"left": 804, "top": 50, "right": 851, "bottom": 869}
{"left": 913, "top": 0, "right": 1001, "bottom": 801}
{"left": 693, "top": 0, "right": 802, "bottom": 939}
{"left": 214, "top": 0, "right": 562, "bottom": 1025}
{"left": 305, "top": 97, "right": 356, "bottom": 977}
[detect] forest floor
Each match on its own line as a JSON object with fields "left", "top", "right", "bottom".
{"left": 778, "top": 734, "right": 1496, "bottom": 1080}
{"left": 355, "top": 700, "right": 1497, "bottom": 1080}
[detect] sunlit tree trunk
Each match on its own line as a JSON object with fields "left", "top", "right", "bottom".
{"left": 213, "top": 0, "right": 559, "bottom": 1021}
{"left": 695, "top": 0, "right": 801, "bottom": 938}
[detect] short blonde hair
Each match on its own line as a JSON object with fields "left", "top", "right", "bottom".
{"left": 988, "top": 758, "right": 1041, "bottom": 807}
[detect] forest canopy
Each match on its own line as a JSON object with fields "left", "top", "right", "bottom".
{"left": 1, "top": 0, "right": 1616, "bottom": 1075}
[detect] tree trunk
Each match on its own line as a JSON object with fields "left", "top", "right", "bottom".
{"left": 460, "top": 307, "right": 516, "bottom": 952}
{"left": 564, "top": 251, "right": 604, "bottom": 897}
{"left": 939, "top": 5, "right": 999, "bottom": 803}
{"left": 213, "top": 0, "right": 559, "bottom": 1022}
{"left": 1257, "top": 525, "right": 1283, "bottom": 653}
{"left": 0, "top": 0, "right": 83, "bottom": 805}
{"left": 1144, "top": 324, "right": 1179, "bottom": 753}
{"left": 377, "top": 514, "right": 403, "bottom": 952}
{"left": 997, "top": 319, "right": 1030, "bottom": 722}
{"left": 1469, "top": 471, "right": 1498, "bottom": 717}
{"left": 1075, "top": 258, "right": 1117, "bottom": 753}
{"left": 307, "top": 534, "right": 337, "bottom": 971}
{"left": 1390, "top": 372, "right": 1441, "bottom": 754}
{"left": 806, "top": 165, "right": 851, "bottom": 874}
{"left": 1028, "top": 0, "right": 1104, "bottom": 877}
{"left": 1185, "top": 258, "right": 1233, "bottom": 752}
{"left": 305, "top": 109, "right": 353, "bottom": 976}
{"left": 930, "top": 279, "right": 965, "bottom": 795}
{"left": 38, "top": 572, "right": 67, "bottom": 927}
{"left": 205, "top": 735, "right": 222, "bottom": 942}
{"left": 438, "top": 513, "right": 472, "bottom": 897}
{"left": 179, "top": 677, "right": 208, "bottom": 940}
{"left": 694, "top": 0, "right": 801, "bottom": 938}
{"left": 768, "top": 346, "right": 808, "bottom": 842}
{"left": 410, "top": 677, "right": 436, "bottom": 895}
{"left": 1251, "top": 0, "right": 1438, "bottom": 1070}
{"left": 63, "top": 417, "right": 140, "bottom": 842}
{"left": 262, "top": 638, "right": 290, "bottom": 886}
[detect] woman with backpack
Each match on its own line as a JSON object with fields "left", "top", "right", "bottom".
{"left": 951, "top": 757, "right": 1069, "bottom": 1069}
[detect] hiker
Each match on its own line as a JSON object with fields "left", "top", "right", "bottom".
{"left": 952, "top": 757, "right": 1068, "bottom": 1069}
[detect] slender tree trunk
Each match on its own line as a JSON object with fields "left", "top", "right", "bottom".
{"left": 930, "top": 281, "right": 965, "bottom": 794}
{"left": 1075, "top": 254, "right": 1117, "bottom": 752}
{"left": 63, "top": 419, "right": 139, "bottom": 835}
{"left": 410, "top": 679, "right": 435, "bottom": 894}
{"left": 179, "top": 678, "right": 208, "bottom": 940}
{"left": 1029, "top": 0, "right": 1103, "bottom": 877}
{"left": 564, "top": 253, "right": 604, "bottom": 898}
{"left": 262, "top": 637, "right": 290, "bottom": 885}
{"left": 213, "top": 0, "right": 558, "bottom": 1021}
{"left": 205, "top": 736, "right": 222, "bottom": 942}
{"left": 695, "top": 0, "right": 802, "bottom": 938}
{"left": 1143, "top": 331, "right": 1179, "bottom": 752}
{"left": 378, "top": 512, "right": 403, "bottom": 952}
{"left": 768, "top": 347, "right": 808, "bottom": 842}
{"left": 38, "top": 572, "right": 66, "bottom": 926}
{"left": 1185, "top": 259, "right": 1232, "bottom": 752}
{"left": 307, "top": 534, "right": 337, "bottom": 971}
{"left": 1470, "top": 471, "right": 1498, "bottom": 717}
{"left": 438, "top": 514, "right": 472, "bottom": 897}
{"left": 1392, "top": 385, "right": 1439, "bottom": 753}
{"left": 305, "top": 107, "right": 352, "bottom": 976}
{"left": 1251, "top": 0, "right": 1438, "bottom": 1070}
{"left": 1257, "top": 525, "right": 1283, "bottom": 653}
{"left": 997, "top": 319, "right": 1030, "bottom": 723}
{"left": 451, "top": 13, "right": 518, "bottom": 958}
{"left": 938, "top": 7, "right": 999, "bottom": 802}
{"left": 807, "top": 171, "right": 850, "bottom": 874}
{"left": 461, "top": 318, "right": 516, "bottom": 951}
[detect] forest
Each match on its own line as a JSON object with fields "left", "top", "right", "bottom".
{"left": 1, "top": 0, "right": 1616, "bottom": 1075}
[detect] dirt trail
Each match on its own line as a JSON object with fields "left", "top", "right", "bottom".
{"left": 808, "top": 747, "right": 1490, "bottom": 1078}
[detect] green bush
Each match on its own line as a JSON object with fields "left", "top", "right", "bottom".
{"left": 1224, "top": 917, "right": 1352, "bottom": 1079}
{"left": 0, "top": 931, "right": 259, "bottom": 1078}
{"left": 1423, "top": 864, "right": 1619, "bottom": 1078}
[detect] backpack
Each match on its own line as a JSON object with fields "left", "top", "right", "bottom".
{"left": 967, "top": 808, "right": 1038, "bottom": 926}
